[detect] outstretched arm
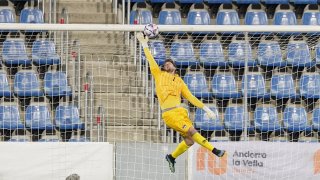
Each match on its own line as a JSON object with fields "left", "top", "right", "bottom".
{"left": 137, "top": 33, "right": 161, "bottom": 77}
{"left": 181, "top": 82, "right": 217, "bottom": 119}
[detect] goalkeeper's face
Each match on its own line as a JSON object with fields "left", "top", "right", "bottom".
{"left": 163, "top": 61, "right": 176, "bottom": 74}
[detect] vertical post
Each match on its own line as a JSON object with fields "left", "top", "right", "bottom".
{"left": 122, "top": 0, "right": 125, "bottom": 24}
{"left": 126, "top": 0, "right": 130, "bottom": 45}
{"left": 48, "top": 0, "right": 52, "bottom": 24}
{"left": 89, "top": 72, "right": 94, "bottom": 142}
{"left": 243, "top": 32, "right": 249, "bottom": 141}
{"left": 97, "top": 106, "right": 106, "bottom": 142}
{"left": 134, "top": 32, "right": 137, "bottom": 66}
{"left": 113, "top": 0, "right": 118, "bottom": 20}
{"left": 84, "top": 72, "right": 90, "bottom": 141}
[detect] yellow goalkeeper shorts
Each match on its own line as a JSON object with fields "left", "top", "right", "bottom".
{"left": 162, "top": 107, "right": 193, "bottom": 137}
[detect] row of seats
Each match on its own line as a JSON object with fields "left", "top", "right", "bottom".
{"left": 184, "top": 71, "right": 320, "bottom": 99}
{"left": 131, "top": 3, "right": 320, "bottom": 26}
{"left": 1, "top": 39, "right": 60, "bottom": 66}
{"left": 144, "top": 38, "right": 320, "bottom": 67}
{"left": 127, "top": 0, "right": 319, "bottom": 4}
{"left": 0, "top": 7, "right": 43, "bottom": 25}
{"left": 194, "top": 103, "right": 319, "bottom": 133}
{"left": 0, "top": 101, "right": 84, "bottom": 131}
{"left": 0, "top": 69, "right": 72, "bottom": 97}
{"left": 8, "top": 136, "right": 89, "bottom": 142}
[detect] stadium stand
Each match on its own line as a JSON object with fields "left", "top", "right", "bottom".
{"left": 199, "top": 37, "right": 227, "bottom": 67}
{"left": 130, "top": 2, "right": 153, "bottom": 24}
{"left": 2, "top": 38, "right": 31, "bottom": 66}
{"left": 14, "top": 69, "right": 43, "bottom": 97}
{"left": 44, "top": 71, "right": 72, "bottom": 97}
{"left": 170, "top": 38, "right": 198, "bottom": 66}
{"left": 32, "top": 40, "right": 60, "bottom": 65}
{"left": 158, "top": 3, "right": 181, "bottom": 25}
{"left": 211, "top": 71, "right": 242, "bottom": 99}
{"left": 183, "top": 71, "right": 211, "bottom": 98}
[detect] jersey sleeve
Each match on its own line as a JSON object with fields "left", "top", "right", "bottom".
{"left": 143, "top": 47, "right": 161, "bottom": 77}
{"left": 181, "top": 81, "right": 205, "bottom": 108}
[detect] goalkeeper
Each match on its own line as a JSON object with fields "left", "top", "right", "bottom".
{"left": 137, "top": 33, "right": 225, "bottom": 173}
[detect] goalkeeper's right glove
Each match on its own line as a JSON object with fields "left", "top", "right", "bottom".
{"left": 203, "top": 106, "right": 216, "bottom": 120}
{"left": 137, "top": 32, "right": 149, "bottom": 48}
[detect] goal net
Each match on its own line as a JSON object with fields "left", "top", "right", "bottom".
{"left": 0, "top": 23, "right": 320, "bottom": 180}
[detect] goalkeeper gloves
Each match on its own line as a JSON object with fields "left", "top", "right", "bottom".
{"left": 203, "top": 106, "right": 216, "bottom": 120}
{"left": 136, "top": 32, "right": 149, "bottom": 48}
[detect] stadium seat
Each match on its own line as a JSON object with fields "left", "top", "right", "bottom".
{"left": 312, "top": 108, "right": 320, "bottom": 131}
{"left": 273, "top": 5, "right": 297, "bottom": 26}
{"left": 187, "top": 4, "right": 210, "bottom": 25}
{"left": 207, "top": 0, "right": 232, "bottom": 3}
{"left": 294, "top": 0, "right": 318, "bottom": 4}
{"left": 142, "top": 40, "right": 166, "bottom": 65}
{"left": 270, "top": 73, "right": 297, "bottom": 99}
{"left": 55, "top": 104, "right": 84, "bottom": 130}
{"left": 8, "top": 137, "right": 31, "bottom": 142}
{"left": 183, "top": 71, "right": 211, "bottom": 98}
{"left": 2, "top": 39, "right": 31, "bottom": 66}
{"left": 25, "top": 102, "right": 54, "bottom": 130}
{"left": 302, "top": 5, "right": 320, "bottom": 26}
{"left": 241, "top": 72, "right": 268, "bottom": 98}
{"left": 258, "top": 40, "right": 286, "bottom": 67}
{"left": 224, "top": 105, "right": 252, "bottom": 131}
{"left": 254, "top": 106, "right": 281, "bottom": 132}
{"left": 0, "top": 7, "right": 16, "bottom": 33}
{"left": 180, "top": 0, "right": 203, "bottom": 3}
{"left": 244, "top": 4, "right": 268, "bottom": 25}
{"left": 286, "top": 40, "right": 314, "bottom": 67}
{"left": 264, "top": 0, "right": 289, "bottom": 4}
{"left": 68, "top": 136, "right": 90, "bottom": 142}
{"left": 299, "top": 73, "right": 320, "bottom": 99}
{"left": 170, "top": 40, "right": 198, "bottom": 66}
{"left": 38, "top": 136, "right": 60, "bottom": 142}
{"left": 199, "top": 40, "right": 227, "bottom": 67}
{"left": 283, "top": 106, "right": 311, "bottom": 132}
{"left": 32, "top": 40, "right": 60, "bottom": 65}
{"left": 14, "top": 70, "right": 43, "bottom": 97}
{"left": 0, "top": 70, "right": 12, "bottom": 97}
{"left": 194, "top": 106, "right": 224, "bottom": 131}
{"left": 228, "top": 37, "right": 256, "bottom": 67}
{"left": 130, "top": 9, "right": 153, "bottom": 24}
{"left": 150, "top": 0, "right": 174, "bottom": 3}
{"left": 236, "top": 0, "right": 260, "bottom": 4}
{"left": 44, "top": 71, "right": 72, "bottom": 97}
{"left": 20, "top": 8, "right": 44, "bottom": 33}
{"left": 211, "top": 72, "right": 242, "bottom": 98}
{"left": 158, "top": 3, "right": 181, "bottom": 26}
{"left": 0, "top": 102, "right": 24, "bottom": 130}
{"left": 216, "top": 4, "right": 240, "bottom": 25}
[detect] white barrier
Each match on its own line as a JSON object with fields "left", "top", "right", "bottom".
{"left": 188, "top": 142, "right": 320, "bottom": 180}
{"left": 0, "top": 142, "right": 113, "bottom": 180}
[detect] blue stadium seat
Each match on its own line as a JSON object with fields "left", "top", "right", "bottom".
{"left": 187, "top": 7, "right": 210, "bottom": 25}
{"left": 32, "top": 40, "right": 60, "bottom": 65}
{"left": 216, "top": 5, "right": 240, "bottom": 25}
{"left": 0, "top": 71, "right": 12, "bottom": 97}
{"left": 0, "top": 8, "right": 16, "bottom": 33}
{"left": 183, "top": 72, "right": 211, "bottom": 98}
{"left": 20, "top": 8, "right": 44, "bottom": 33}
{"left": 158, "top": 9, "right": 182, "bottom": 25}
{"left": 194, "top": 106, "right": 224, "bottom": 131}
{"left": 170, "top": 41, "right": 198, "bottom": 66}
{"left": 55, "top": 104, "right": 84, "bottom": 130}
{"left": 228, "top": 40, "right": 256, "bottom": 67}
{"left": 212, "top": 73, "right": 242, "bottom": 98}
{"left": 294, "top": 0, "right": 318, "bottom": 4}
{"left": 270, "top": 74, "right": 296, "bottom": 99}
{"left": 317, "top": 43, "right": 320, "bottom": 64}
{"left": 199, "top": 41, "right": 227, "bottom": 67}
{"left": 38, "top": 137, "right": 60, "bottom": 142}
{"left": 8, "top": 137, "right": 30, "bottom": 142}
{"left": 14, "top": 70, "right": 43, "bottom": 97}
{"left": 224, "top": 105, "right": 252, "bottom": 131}
{"left": 312, "top": 108, "right": 320, "bottom": 131}
{"left": 25, "top": 103, "right": 54, "bottom": 130}
{"left": 130, "top": 9, "right": 153, "bottom": 24}
{"left": 150, "top": 0, "right": 174, "bottom": 3}
{"left": 258, "top": 41, "right": 286, "bottom": 67}
{"left": 245, "top": 6, "right": 268, "bottom": 25}
{"left": 236, "top": 0, "right": 260, "bottom": 4}
{"left": 264, "top": 0, "right": 289, "bottom": 4}
{"left": 302, "top": 5, "right": 320, "bottom": 26}
{"left": 254, "top": 106, "right": 281, "bottom": 132}
{"left": 299, "top": 73, "right": 320, "bottom": 99}
{"left": 273, "top": 5, "right": 297, "bottom": 26}
{"left": 207, "top": 0, "right": 232, "bottom": 4}
{"left": 283, "top": 106, "right": 311, "bottom": 132}
{"left": 286, "top": 41, "right": 314, "bottom": 67}
{"left": 142, "top": 40, "right": 166, "bottom": 65}
{"left": 0, "top": 103, "right": 24, "bottom": 130}
{"left": 2, "top": 39, "right": 31, "bottom": 66}
{"left": 44, "top": 71, "right": 72, "bottom": 97}
{"left": 241, "top": 73, "right": 268, "bottom": 98}
{"left": 180, "top": 0, "right": 203, "bottom": 3}
{"left": 68, "top": 136, "right": 90, "bottom": 142}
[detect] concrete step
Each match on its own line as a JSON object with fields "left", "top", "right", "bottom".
{"left": 105, "top": 117, "right": 158, "bottom": 126}
{"left": 104, "top": 126, "right": 162, "bottom": 142}
{"left": 79, "top": 45, "right": 131, "bottom": 54}
{"left": 55, "top": 12, "right": 116, "bottom": 24}
{"left": 56, "top": 1, "right": 112, "bottom": 13}
{"left": 70, "top": 31, "right": 126, "bottom": 45}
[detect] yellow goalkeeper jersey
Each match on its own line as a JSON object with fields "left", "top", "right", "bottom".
{"left": 143, "top": 47, "right": 204, "bottom": 110}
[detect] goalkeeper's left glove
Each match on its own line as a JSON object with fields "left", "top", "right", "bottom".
{"left": 136, "top": 32, "right": 149, "bottom": 48}
{"left": 203, "top": 106, "right": 216, "bottom": 119}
